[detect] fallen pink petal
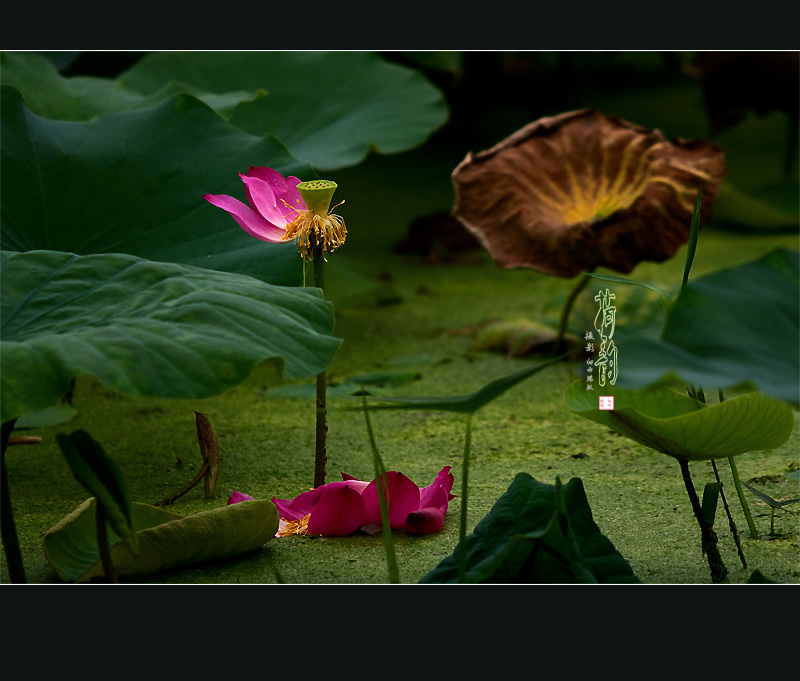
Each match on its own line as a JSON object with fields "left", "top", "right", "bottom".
{"left": 269, "top": 466, "right": 456, "bottom": 537}
{"left": 227, "top": 490, "right": 254, "bottom": 505}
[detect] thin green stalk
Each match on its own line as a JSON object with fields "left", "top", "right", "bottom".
{"left": 362, "top": 393, "right": 400, "bottom": 584}
{"left": 728, "top": 455, "right": 758, "bottom": 539}
{"left": 710, "top": 459, "right": 747, "bottom": 569}
{"left": 716, "top": 389, "right": 759, "bottom": 539}
{"left": 457, "top": 413, "right": 473, "bottom": 584}
{"left": 313, "top": 247, "right": 328, "bottom": 489}
{"left": 553, "top": 273, "right": 591, "bottom": 355}
{"left": 1, "top": 418, "right": 26, "bottom": 584}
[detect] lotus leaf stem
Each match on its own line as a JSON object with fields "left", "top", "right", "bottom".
{"left": 678, "top": 458, "right": 728, "bottom": 583}
{"left": 1, "top": 418, "right": 26, "bottom": 584}
{"left": 553, "top": 272, "right": 591, "bottom": 355}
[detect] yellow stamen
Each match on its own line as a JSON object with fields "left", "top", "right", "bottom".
{"left": 283, "top": 208, "right": 347, "bottom": 262}
{"left": 277, "top": 514, "right": 311, "bottom": 537}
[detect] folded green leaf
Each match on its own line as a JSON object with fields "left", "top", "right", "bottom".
{"left": 56, "top": 430, "right": 137, "bottom": 552}
{"left": 43, "top": 497, "right": 278, "bottom": 582}
{"left": 420, "top": 474, "right": 639, "bottom": 584}
{"left": 741, "top": 482, "right": 800, "bottom": 509}
{"left": 359, "top": 354, "right": 565, "bottom": 414}
{"left": 1, "top": 250, "right": 341, "bottom": 422}
{"left": 564, "top": 380, "right": 794, "bottom": 461}
{"left": 701, "top": 482, "right": 722, "bottom": 527}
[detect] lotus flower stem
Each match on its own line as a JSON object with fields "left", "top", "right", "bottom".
{"left": 362, "top": 392, "right": 401, "bottom": 584}
{"left": 678, "top": 458, "right": 728, "bottom": 583}
{"left": 457, "top": 413, "right": 473, "bottom": 583}
{"left": 553, "top": 272, "right": 591, "bottom": 355}
{"left": 1, "top": 418, "right": 26, "bottom": 584}
{"left": 312, "top": 246, "right": 329, "bottom": 489}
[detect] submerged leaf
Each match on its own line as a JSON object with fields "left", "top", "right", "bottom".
{"left": 43, "top": 497, "right": 278, "bottom": 582}
{"left": 471, "top": 319, "right": 582, "bottom": 357}
{"left": 564, "top": 380, "right": 794, "bottom": 461}
{"left": 420, "top": 474, "right": 639, "bottom": 584}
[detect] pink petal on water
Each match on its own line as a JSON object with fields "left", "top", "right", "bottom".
{"left": 227, "top": 490, "right": 254, "bottom": 505}
{"left": 361, "top": 472, "right": 420, "bottom": 529}
{"left": 405, "top": 507, "right": 445, "bottom": 534}
{"left": 306, "top": 485, "right": 365, "bottom": 536}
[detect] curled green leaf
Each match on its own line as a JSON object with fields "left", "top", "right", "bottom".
{"left": 43, "top": 497, "right": 278, "bottom": 582}
{"left": 564, "top": 380, "right": 794, "bottom": 461}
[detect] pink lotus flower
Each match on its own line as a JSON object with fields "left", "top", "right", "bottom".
{"left": 203, "top": 166, "right": 346, "bottom": 261}
{"left": 204, "top": 166, "right": 305, "bottom": 243}
{"left": 264, "top": 466, "right": 456, "bottom": 537}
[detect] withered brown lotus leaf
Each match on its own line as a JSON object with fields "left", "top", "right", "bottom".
{"left": 452, "top": 109, "right": 726, "bottom": 278}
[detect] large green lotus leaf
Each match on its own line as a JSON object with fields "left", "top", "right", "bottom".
{"left": 0, "top": 85, "right": 311, "bottom": 285}
{"left": 564, "top": 380, "right": 794, "bottom": 461}
{"left": 420, "top": 474, "right": 639, "bottom": 584}
{"left": 0, "top": 51, "right": 260, "bottom": 121}
{"left": 615, "top": 248, "right": 799, "bottom": 406}
{"left": 121, "top": 51, "right": 449, "bottom": 171}
{"left": 0, "top": 250, "right": 341, "bottom": 422}
{"left": 43, "top": 497, "right": 278, "bottom": 582}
